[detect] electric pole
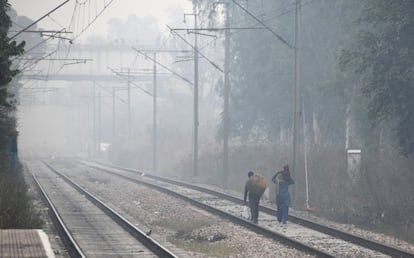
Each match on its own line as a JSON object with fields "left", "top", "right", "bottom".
{"left": 92, "top": 82, "right": 96, "bottom": 158}
{"left": 153, "top": 53, "right": 157, "bottom": 174}
{"left": 193, "top": 7, "right": 199, "bottom": 178}
{"left": 292, "top": 0, "right": 301, "bottom": 204}
{"left": 132, "top": 48, "right": 192, "bottom": 174}
{"left": 97, "top": 90, "right": 102, "bottom": 158}
{"left": 127, "top": 68, "right": 131, "bottom": 138}
{"left": 184, "top": 8, "right": 200, "bottom": 177}
{"left": 112, "top": 86, "right": 116, "bottom": 147}
{"left": 223, "top": 1, "right": 230, "bottom": 188}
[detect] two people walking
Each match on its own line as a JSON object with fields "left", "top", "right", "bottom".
{"left": 243, "top": 165, "right": 294, "bottom": 224}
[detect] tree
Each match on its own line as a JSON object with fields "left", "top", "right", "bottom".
{"left": 0, "top": 1, "right": 42, "bottom": 229}
{"left": 210, "top": 0, "right": 361, "bottom": 148}
{"left": 340, "top": 0, "right": 414, "bottom": 156}
{"left": 0, "top": 0, "right": 24, "bottom": 107}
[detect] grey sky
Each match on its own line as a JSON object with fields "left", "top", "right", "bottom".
{"left": 8, "top": 0, "right": 192, "bottom": 40}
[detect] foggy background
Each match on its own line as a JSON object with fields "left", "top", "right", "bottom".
{"left": 8, "top": 0, "right": 414, "bottom": 242}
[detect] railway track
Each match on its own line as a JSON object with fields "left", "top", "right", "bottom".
{"left": 42, "top": 158, "right": 322, "bottom": 257}
{"left": 80, "top": 159, "right": 414, "bottom": 258}
{"left": 26, "top": 160, "right": 177, "bottom": 258}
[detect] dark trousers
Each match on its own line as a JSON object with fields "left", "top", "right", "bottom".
{"left": 276, "top": 195, "right": 289, "bottom": 223}
{"left": 277, "top": 207, "right": 282, "bottom": 223}
{"left": 278, "top": 205, "right": 289, "bottom": 223}
{"left": 248, "top": 192, "right": 261, "bottom": 223}
{"left": 276, "top": 195, "right": 282, "bottom": 222}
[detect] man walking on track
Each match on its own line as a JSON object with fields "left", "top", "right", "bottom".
{"left": 244, "top": 171, "right": 267, "bottom": 224}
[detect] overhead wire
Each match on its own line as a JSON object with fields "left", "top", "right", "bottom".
{"left": 198, "top": 0, "right": 318, "bottom": 51}
{"left": 168, "top": 25, "right": 224, "bottom": 73}
{"left": 14, "top": 0, "right": 117, "bottom": 96}
{"left": 133, "top": 48, "right": 194, "bottom": 86}
{"left": 228, "top": 0, "right": 317, "bottom": 28}
{"left": 15, "top": 3, "right": 77, "bottom": 78}
{"left": 231, "top": 0, "right": 292, "bottom": 48}
{"left": 20, "top": 50, "right": 57, "bottom": 73}
{"left": 13, "top": 29, "right": 64, "bottom": 70}
{"left": 172, "top": 0, "right": 310, "bottom": 74}
{"left": 166, "top": 0, "right": 317, "bottom": 75}
{"left": 130, "top": 33, "right": 173, "bottom": 69}
{"left": 107, "top": 66, "right": 153, "bottom": 97}
{"left": 47, "top": 13, "right": 66, "bottom": 30}
{"left": 51, "top": 0, "right": 116, "bottom": 74}
{"left": 9, "top": 0, "right": 70, "bottom": 41}
{"left": 68, "top": 0, "right": 116, "bottom": 42}
{"left": 10, "top": 0, "right": 116, "bottom": 106}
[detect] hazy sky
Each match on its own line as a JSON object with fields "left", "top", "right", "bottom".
{"left": 9, "top": 0, "right": 193, "bottom": 40}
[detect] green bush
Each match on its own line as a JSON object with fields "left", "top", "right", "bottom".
{"left": 0, "top": 161, "right": 43, "bottom": 229}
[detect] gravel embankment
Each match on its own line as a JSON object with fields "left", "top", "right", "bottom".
{"left": 64, "top": 164, "right": 314, "bottom": 257}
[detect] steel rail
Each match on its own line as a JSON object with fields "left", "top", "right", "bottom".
{"left": 43, "top": 161, "right": 178, "bottom": 258}
{"left": 81, "top": 161, "right": 334, "bottom": 257}
{"left": 87, "top": 160, "right": 414, "bottom": 258}
{"left": 30, "top": 172, "right": 85, "bottom": 258}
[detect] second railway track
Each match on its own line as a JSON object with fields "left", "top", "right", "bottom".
{"left": 79, "top": 159, "right": 414, "bottom": 258}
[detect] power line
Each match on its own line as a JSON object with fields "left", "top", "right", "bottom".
{"left": 107, "top": 66, "right": 153, "bottom": 97}
{"left": 229, "top": 0, "right": 317, "bottom": 28}
{"left": 231, "top": 0, "right": 293, "bottom": 49}
{"left": 20, "top": 51, "right": 57, "bottom": 73}
{"left": 8, "top": 30, "right": 72, "bottom": 34}
{"left": 19, "top": 58, "right": 92, "bottom": 61}
{"left": 133, "top": 47, "right": 194, "bottom": 85}
{"left": 12, "top": 29, "right": 68, "bottom": 71}
{"left": 168, "top": 25, "right": 224, "bottom": 73}
{"left": 9, "top": 0, "right": 70, "bottom": 41}
{"left": 171, "top": 27, "right": 265, "bottom": 31}
{"left": 68, "top": 0, "right": 116, "bottom": 42}
{"left": 194, "top": 0, "right": 317, "bottom": 53}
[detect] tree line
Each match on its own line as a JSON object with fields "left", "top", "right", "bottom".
{"left": 191, "top": 0, "right": 414, "bottom": 241}
{"left": 0, "top": 0, "right": 42, "bottom": 228}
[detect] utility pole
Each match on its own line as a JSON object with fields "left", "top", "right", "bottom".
{"left": 127, "top": 68, "right": 131, "bottom": 138}
{"left": 193, "top": 7, "right": 199, "bottom": 178}
{"left": 292, "top": 0, "right": 301, "bottom": 204}
{"left": 223, "top": 1, "right": 231, "bottom": 188}
{"left": 92, "top": 82, "right": 96, "bottom": 158}
{"left": 302, "top": 101, "right": 310, "bottom": 209}
{"left": 132, "top": 48, "right": 192, "bottom": 174}
{"left": 184, "top": 8, "right": 199, "bottom": 177}
{"left": 174, "top": 2, "right": 280, "bottom": 187}
{"left": 153, "top": 53, "right": 157, "bottom": 174}
{"left": 98, "top": 91, "right": 102, "bottom": 158}
{"left": 111, "top": 86, "right": 128, "bottom": 156}
{"left": 112, "top": 86, "right": 116, "bottom": 147}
